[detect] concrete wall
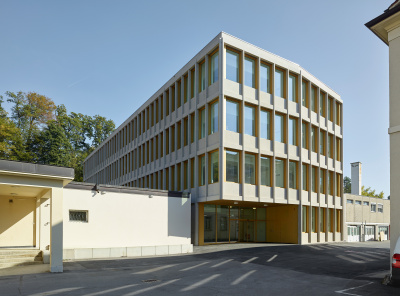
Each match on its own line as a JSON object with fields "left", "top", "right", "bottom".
{"left": 63, "top": 187, "right": 192, "bottom": 259}
{"left": 345, "top": 194, "right": 390, "bottom": 224}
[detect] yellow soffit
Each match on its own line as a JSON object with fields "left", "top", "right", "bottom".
{"left": 0, "top": 169, "right": 74, "bottom": 186}
{"left": 370, "top": 11, "right": 400, "bottom": 45}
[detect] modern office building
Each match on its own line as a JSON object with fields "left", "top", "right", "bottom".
{"left": 83, "top": 32, "right": 344, "bottom": 245}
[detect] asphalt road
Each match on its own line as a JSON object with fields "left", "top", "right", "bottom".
{"left": 0, "top": 241, "right": 398, "bottom": 296}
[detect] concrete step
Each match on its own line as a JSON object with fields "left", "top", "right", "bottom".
{"left": 0, "top": 257, "right": 43, "bottom": 263}
{"left": 0, "top": 249, "right": 41, "bottom": 256}
{"left": 0, "top": 250, "right": 43, "bottom": 270}
{"left": 0, "top": 261, "right": 43, "bottom": 269}
{"left": 0, "top": 253, "right": 42, "bottom": 259}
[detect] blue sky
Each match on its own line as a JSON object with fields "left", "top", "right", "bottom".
{"left": 0, "top": 0, "right": 391, "bottom": 196}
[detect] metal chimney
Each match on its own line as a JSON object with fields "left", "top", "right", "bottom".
{"left": 351, "top": 162, "right": 362, "bottom": 195}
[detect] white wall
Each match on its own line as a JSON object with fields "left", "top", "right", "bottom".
{"left": 63, "top": 188, "right": 191, "bottom": 258}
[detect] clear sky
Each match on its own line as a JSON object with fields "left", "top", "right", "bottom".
{"left": 0, "top": 0, "right": 392, "bottom": 196}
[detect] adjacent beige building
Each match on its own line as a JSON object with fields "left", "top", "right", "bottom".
{"left": 84, "top": 32, "right": 344, "bottom": 245}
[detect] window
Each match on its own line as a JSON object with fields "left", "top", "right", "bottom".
{"left": 311, "top": 126, "right": 317, "bottom": 152}
{"left": 199, "top": 155, "right": 205, "bottom": 186}
{"left": 302, "top": 164, "right": 308, "bottom": 191}
{"left": 261, "top": 156, "right": 271, "bottom": 186}
{"left": 336, "top": 173, "right": 342, "bottom": 197}
{"left": 336, "top": 138, "right": 341, "bottom": 161}
{"left": 288, "top": 74, "right": 297, "bottom": 102}
{"left": 177, "top": 163, "right": 181, "bottom": 191}
{"left": 328, "top": 97, "right": 333, "bottom": 121}
{"left": 209, "top": 100, "right": 218, "bottom": 134}
{"left": 177, "top": 122, "right": 182, "bottom": 150}
{"left": 320, "top": 131, "right": 325, "bottom": 155}
{"left": 355, "top": 200, "right": 362, "bottom": 205}
{"left": 336, "top": 102, "right": 342, "bottom": 126}
{"left": 378, "top": 204, "right": 383, "bottom": 213}
{"left": 363, "top": 201, "right": 369, "bottom": 206}
{"left": 171, "top": 85, "right": 175, "bottom": 112}
{"left": 226, "top": 99, "right": 240, "bottom": 133}
{"left": 165, "top": 90, "right": 169, "bottom": 116}
{"left": 320, "top": 91, "right": 325, "bottom": 117}
{"left": 260, "top": 109, "right": 271, "bottom": 140}
{"left": 184, "top": 161, "right": 188, "bottom": 190}
{"left": 320, "top": 169, "right": 325, "bottom": 194}
{"left": 209, "top": 150, "right": 219, "bottom": 184}
{"left": 245, "top": 153, "right": 256, "bottom": 184}
{"left": 320, "top": 208, "right": 325, "bottom": 232}
{"left": 260, "top": 63, "right": 270, "bottom": 93}
{"left": 210, "top": 51, "right": 218, "bottom": 85}
{"left": 311, "top": 86, "right": 317, "bottom": 113}
{"left": 190, "top": 158, "right": 195, "bottom": 188}
{"left": 190, "top": 68, "right": 195, "bottom": 98}
{"left": 275, "top": 113, "right": 284, "bottom": 143}
{"left": 69, "top": 210, "right": 88, "bottom": 222}
{"left": 171, "top": 126, "right": 175, "bottom": 152}
{"left": 328, "top": 171, "right": 333, "bottom": 195}
{"left": 302, "top": 206, "right": 308, "bottom": 233}
{"left": 199, "top": 60, "right": 206, "bottom": 93}
{"left": 199, "top": 108, "right": 206, "bottom": 139}
{"left": 184, "top": 74, "right": 188, "bottom": 104}
{"left": 347, "top": 199, "right": 353, "bottom": 204}
{"left": 312, "top": 166, "right": 317, "bottom": 193}
{"left": 190, "top": 113, "right": 195, "bottom": 143}
{"left": 245, "top": 105, "right": 256, "bottom": 136}
{"left": 328, "top": 134, "right": 333, "bottom": 158}
{"left": 226, "top": 150, "right": 240, "bottom": 183}
{"left": 371, "top": 203, "right": 376, "bottom": 212}
{"left": 177, "top": 79, "right": 182, "bottom": 109}
{"left": 289, "top": 117, "right": 297, "bottom": 146}
{"left": 312, "top": 207, "right": 318, "bottom": 232}
{"left": 245, "top": 56, "right": 256, "bottom": 88}
{"left": 275, "top": 159, "right": 285, "bottom": 188}
{"left": 289, "top": 161, "right": 297, "bottom": 189}
{"left": 275, "top": 68, "right": 285, "bottom": 98}
{"left": 226, "top": 49, "right": 240, "bottom": 83}
{"left": 336, "top": 209, "right": 341, "bottom": 232}
{"left": 184, "top": 117, "right": 188, "bottom": 146}
{"left": 302, "top": 121, "right": 308, "bottom": 149}
{"left": 328, "top": 209, "right": 334, "bottom": 232}
{"left": 302, "top": 80, "right": 308, "bottom": 107}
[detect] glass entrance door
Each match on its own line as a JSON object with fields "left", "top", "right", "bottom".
{"left": 239, "top": 220, "right": 255, "bottom": 242}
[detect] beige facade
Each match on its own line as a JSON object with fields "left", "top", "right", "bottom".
{"left": 345, "top": 194, "right": 390, "bottom": 242}
{"left": 83, "top": 32, "right": 344, "bottom": 245}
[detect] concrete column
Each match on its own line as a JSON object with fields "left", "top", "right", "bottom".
{"left": 50, "top": 186, "right": 63, "bottom": 273}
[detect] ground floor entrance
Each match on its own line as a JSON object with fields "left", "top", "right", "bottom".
{"left": 347, "top": 225, "right": 361, "bottom": 242}
{"left": 199, "top": 203, "right": 298, "bottom": 245}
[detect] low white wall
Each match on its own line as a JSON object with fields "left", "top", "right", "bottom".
{"left": 63, "top": 187, "right": 192, "bottom": 259}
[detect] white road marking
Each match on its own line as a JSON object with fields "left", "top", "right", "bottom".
{"left": 335, "top": 282, "right": 373, "bottom": 296}
{"left": 83, "top": 284, "right": 139, "bottom": 296}
{"left": 267, "top": 255, "right": 278, "bottom": 262}
{"left": 122, "top": 279, "right": 180, "bottom": 296}
{"left": 242, "top": 257, "right": 258, "bottom": 264}
{"left": 133, "top": 264, "right": 176, "bottom": 274}
{"left": 231, "top": 270, "right": 257, "bottom": 285}
{"left": 181, "top": 274, "right": 221, "bottom": 291}
{"left": 180, "top": 261, "right": 209, "bottom": 271}
{"left": 29, "top": 288, "right": 83, "bottom": 296}
{"left": 211, "top": 259, "right": 233, "bottom": 268}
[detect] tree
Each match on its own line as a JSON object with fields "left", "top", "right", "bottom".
{"left": 361, "top": 185, "right": 384, "bottom": 199}
{"left": 344, "top": 176, "right": 351, "bottom": 193}
{"left": 0, "top": 96, "right": 21, "bottom": 160}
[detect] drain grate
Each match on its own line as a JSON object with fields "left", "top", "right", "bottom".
{"left": 142, "top": 279, "right": 158, "bottom": 283}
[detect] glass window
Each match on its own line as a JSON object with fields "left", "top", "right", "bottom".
{"left": 275, "top": 114, "right": 284, "bottom": 143}
{"left": 226, "top": 100, "right": 239, "bottom": 133}
{"left": 245, "top": 105, "right": 256, "bottom": 136}
{"left": 311, "top": 86, "right": 317, "bottom": 112}
{"left": 302, "top": 122, "right": 308, "bottom": 149}
{"left": 312, "top": 207, "right": 317, "bottom": 232}
{"left": 302, "top": 206, "right": 308, "bottom": 232}
{"left": 320, "top": 92, "right": 325, "bottom": 117}
{"left": 289, "top": 74, "right": 297, "bottom": 102}
{"left": 245, "top": 57, "right": 256, "bottom": 88}
{"left": 199, "top": 108, "right": 205, "bottom": 139}
{"left": 320, "top": 208, "right": 325, "bottom": 232}
{"left": 302, "top": 164, "right": 308, "bottom": 191}
{"left": 245, "top": 153, "right": 256, "bottom": 184}
{"left": 217, "top": 205, "right": 229, "bottom": 242}
{"left": 275, "top": 159, "right": 285, "bottom": 188}
{"left": 210, "top": 150, "right": 219, "bottom": 184}
{"left": 210, "top": 100, "right": 218, "bottom": 134}
{"left": 260, "top": 109, "right": 270, "bottom": 140}
{"left": 302, "top": 80, "right": 308, "bottom": 107}
{"left": 347, "top": 199, "right": 353, "bottom": 204}
{"left": 328, "top": 97, "right": 333, "bottom": 121}
{"left": 275, "top": 69, "right": 284, "bottom": 98}
{"left": 260, "top": 63, "right": 270, "bottom": 93}
{"left": 312, "top": 167, "right": 317, "bottom": 193}
{"left": 199, "top": 155, "right": 205, "bottom": 186}
{"left": 289, "top": 117, "right": 297, "bottom": 146}
{"left": 311, "top": 126, "right": 317, "bottom": 152}
{"left": 371, "top": 203, "right": 376, "bottom": 212}
{"left": 226, "top": 49, "right": 239, "bottom": 83}
{"left": 200, "top": 61, "right": 206, "bottom": 92}
{"left": 204, "top": 205, "right": 216, "bottom": 243}
{"left": 261, "top": 156, "right": 271, "bottom": 186}
{"left": 328, "top": 171, "right": 333, "bottom": 195}
{"left": 328, "top": 134, "right": 332, "bottom": 158}
{"left": 210, "top": 51, "right": 218, "bottom": 85}
{"left": 226, "top": 150, "right": 240, "bottom": 183}
{"left": 363, "top": 201, "right": 369, "bottom": 206}
{"left": 320, "top": 131, "right": 325, "bottom": 155}
{"left": 336, "top": 138, "right": 341, "bottom": 161}
{"left": 378, "top": 204, "right": 383, "bottom": 213}
{"left": 336, "top": 102, "right": 342, "bottom": 126}
{"left": 320, "top": 169, "right": 325, "bottom": 194}
{"left": 289, "top": 161, "right": 297, "bottom": 189}
{"left": 355, "top": 200, "right": 362, "bottom": 205}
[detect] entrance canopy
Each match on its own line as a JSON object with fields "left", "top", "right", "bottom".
{"left": 0, "top": 160, "right": 74, "bottom": 272}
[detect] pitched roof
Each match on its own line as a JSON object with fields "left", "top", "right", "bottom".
{"left": 387, "top": 0, "right": 400, "bottom": 11}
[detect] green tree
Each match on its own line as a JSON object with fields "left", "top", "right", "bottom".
{"left": 0, "top": 96, "right": 21, "bottom": 160}
{"left": 361, "top": 185, "right": 384, "bottom": 199}
{"left": 343, "top": 176, "right": 351, "bottom": 193}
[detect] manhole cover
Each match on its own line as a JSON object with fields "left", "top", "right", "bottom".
{"left": 142, "top": 279, "right": 158, "bottom": 283}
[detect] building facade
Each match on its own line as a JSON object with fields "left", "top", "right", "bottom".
{"left": 84, "top": 32, "right": 344, "bottom": 245}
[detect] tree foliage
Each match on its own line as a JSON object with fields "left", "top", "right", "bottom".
{"left": 343, "top": 176, "right": 351, "bottom": 193}
{"left": 361, "top": 185, "right": 384, "bottom": 199}
{"left": 1, "top": 91, "right": 115, "bottom": 181}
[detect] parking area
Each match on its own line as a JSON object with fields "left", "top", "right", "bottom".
{"left": 0, "top": 241, "right": 398, "bottom": 296}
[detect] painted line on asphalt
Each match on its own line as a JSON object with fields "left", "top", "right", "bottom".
{"left": 181, "top": 274, "right": 221, "bottom": 292}
{"left": 29, "top": 287, "right": 83, "bottom": 296}
{"left": 231, "top": 270, "right": 257, "bottom": 285}
{"left": 211, "top": 259, "right": 233, "bottom": 268}
{"left": 133, "top": 264, "right": 176, "bottom": 274}
{"left": 267, "top": 255, "right": 277, "bottom": 262}
{"left": 242, "top": 257, "right": 258, "bottom": 264}
{"left": 335, "top": 281, "right": 373, "bottom": 296}
{"left": 84, "top": 284, "right": 139, "bottom": 296}
{"left": 180, "top": 261, "right": 209, "bottom": 271}
{"left": 122, "top": 279, "right": 180, "bottom": 296}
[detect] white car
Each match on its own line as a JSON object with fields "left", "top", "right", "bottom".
{"left": 392, "top": 236, "right": 400, "bottom": 284}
